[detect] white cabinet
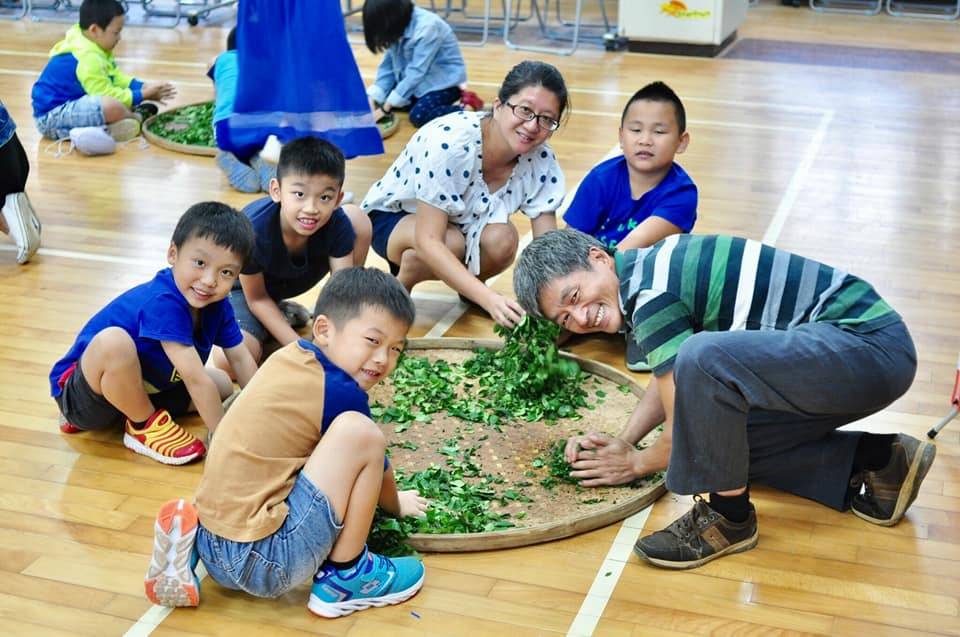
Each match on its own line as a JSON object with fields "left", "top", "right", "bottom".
{"left": 617, "top": 0, "right": 749, "bottom": 55}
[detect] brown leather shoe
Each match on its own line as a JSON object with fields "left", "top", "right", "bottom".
{"left": 852, "top": 433, "right": 936, "bottom": 526}
{"left": 634, "top": 495, "right": 758, "bottom": 569}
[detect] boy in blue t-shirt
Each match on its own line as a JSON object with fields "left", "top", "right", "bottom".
{"left": 214, "top": 136, "right": 372, "bottom": 375}
{"left": 50, "top": 202, "right": 258, "bottom": 465}
{"left": 563, "top": 81, "right": 697, "bottom": 370}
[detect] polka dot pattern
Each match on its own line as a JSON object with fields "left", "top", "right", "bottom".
{"left": 361, "top": 111, "right": 566, "bottom": 274}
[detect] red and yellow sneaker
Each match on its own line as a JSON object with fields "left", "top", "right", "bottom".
{"left": 58, "top": 413, "right": 82, "bottom": 434}
{"left": 123, "top": 409, "right": 206, "bottom": 465}
{"left": 145, "top": 498, "right": 201, "bottom": 607}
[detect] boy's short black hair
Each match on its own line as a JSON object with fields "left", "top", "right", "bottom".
{"left": 362, "top": 0, "right": 414, "bottom": 54}
{"left": 226, "top": 26, "right": 237, "bottom": 51}
{"left": 314, "top": 267, "right": 415, "bottom": 329}
{"left": 621, "top": 81, "right": 686, "bottom": 134}
{"left": 79, "top": 0, "right": 125, "bottom": 30}
{"left": 277, "top": 136, "right": 346, "bottom": 186}
{"left": 171, "top": 202, "right": 255, "bottom": 264}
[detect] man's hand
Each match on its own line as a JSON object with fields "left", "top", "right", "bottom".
{"left": 567, "top": 433, "right": 641, "bottom": 487}
{"left": 143, "top": 81, "right": 177, "bottom": 103}
{"left": 397, "top": 489, "right": 429, "bottom": 518}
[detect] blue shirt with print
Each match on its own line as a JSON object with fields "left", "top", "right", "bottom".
{"left": 50, "top": 268, "right": 244, "bottom": 396}
{"left": 563, "top": 157, "right": 697, "bottom": 250}
{"left": 367, "top": 6, "right": 467, "bottom": 108}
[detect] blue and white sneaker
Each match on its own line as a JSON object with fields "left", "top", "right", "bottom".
{"left": 249, "top": 153, "right": 278, "bottom": 193}
{"left": 626, "top": 337, "right": 652, "bottom": 372}
{"left": 308, "top": 546, "right": 425, "bottom": 618}
{"left": 216, "top": 151, "right": 261, "bottom": 193}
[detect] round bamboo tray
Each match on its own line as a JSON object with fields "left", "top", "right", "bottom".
{"left": 142, "top": 102, "right": 217, "bottom": 157}
{"left": 372, "top": 337, "right": 665, "bottom": 552}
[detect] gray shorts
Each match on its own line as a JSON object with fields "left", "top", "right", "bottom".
{"left": 228, "top": 287, "right": 270, "bottom": 343}
{"left": 54, "top": 362, "right": 191, "bottom": 431}
{"left": 35, "top": 94, "right": 106, "bottom": 140}
{"left": 196, "top": 472, "right": 343, "bottom": 598}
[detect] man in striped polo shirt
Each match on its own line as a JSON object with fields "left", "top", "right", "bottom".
{"left": 514, "top": 229, "right": 936, "bottom": 570}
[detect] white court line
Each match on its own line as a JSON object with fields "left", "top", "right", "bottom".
{"left": 564, "top": 107, "right": 835, "bottom": 637}
{"left": 0, "top": 49, "right": 209, "bottom": 68}
{"left": 567, "top": 507, "right": 652, "bottom": 637}
{"left": 762, "top": 109, "right": 834, "bottom": 245}
{"left": 122, "top": 563, "right": 207, "bottom": 637}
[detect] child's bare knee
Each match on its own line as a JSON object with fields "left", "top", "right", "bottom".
{"left": 480, "top": 224, "right": 519, "bottom": 266}
{"left": 328, "top": 411, "right": 384, "bottom": 449}
{"left": 101, "top": 97, "right": 129, "bottom": 122}
{"left": 343, "top": 204, "right": 372, "bottom": 240}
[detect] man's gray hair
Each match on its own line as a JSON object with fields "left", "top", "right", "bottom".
{"left": 513, "top": 228, "right": 607, "bottom": 318}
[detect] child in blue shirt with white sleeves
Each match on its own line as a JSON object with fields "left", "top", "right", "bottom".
{"left": 563, "top": 81, "right": 697, "bottom": 369}
{"left": 363, "top": 0, "right": 484, "bottom": 130}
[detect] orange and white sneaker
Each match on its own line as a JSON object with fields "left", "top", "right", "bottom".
{"left": 145, "top": 498, "right": 201, "bottom": 607}
{"left": 123, "top": 409, "right": 206, "bottom": 465}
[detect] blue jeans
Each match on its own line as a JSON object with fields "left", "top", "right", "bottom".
{"left": 196, "top": 472, "right": 343, "bottom": 598}
{"left": 666, "top": 320, "right": 916, "bottom": 511}
{"left": 35, "top": 95, "right": 105, "bottom": 140}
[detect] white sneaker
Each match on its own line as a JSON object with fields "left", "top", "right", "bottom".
{"left": 2, "top": 192, "right": 41, "bottom": 264}
{"left": 69, "top": 127, "right": 117, "bottom": 156}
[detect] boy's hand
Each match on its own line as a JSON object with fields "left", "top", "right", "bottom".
{"left": 143, "top": 82, "right": 177, "bottom": 103}
{"left": 397, "top": 489, "right": 428, "bottom": 518}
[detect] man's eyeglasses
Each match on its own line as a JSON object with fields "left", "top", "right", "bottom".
{"left": 503, "top": 102, "right": 561, "bottom": 132}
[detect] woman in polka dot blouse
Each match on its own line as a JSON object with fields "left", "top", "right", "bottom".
{"left": 362, "top": 61, "right": 568, "bottom": 328}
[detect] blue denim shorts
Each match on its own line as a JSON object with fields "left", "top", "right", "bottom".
{"left": 35, "top": 94, "right": 105, "bottom": 140}
{"left": 227, "top": 287, "right": 270, "bottom": 343}
{"left": 196, "top": 472, "right": 343, "bottom": 598}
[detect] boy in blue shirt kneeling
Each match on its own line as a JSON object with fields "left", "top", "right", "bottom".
{"left": 145, "top": 268, "right": 428, "bottom": 617}
{"left": 50, "top": 202, "right": 258, "bottom": 465}
{"left": 563, "top": 81, "right": 697, "bottom": 370}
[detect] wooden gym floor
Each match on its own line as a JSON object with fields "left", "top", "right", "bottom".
{"left": 1, "top": 1, "right": 959, "bottom": 635}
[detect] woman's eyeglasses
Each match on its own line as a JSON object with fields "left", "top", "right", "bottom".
{"left": 503, "top": 102, "right": 561, "bottom": 131}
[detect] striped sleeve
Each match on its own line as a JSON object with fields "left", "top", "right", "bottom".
{"left": 631, "top": 289, "right": 695, "bottom": 376}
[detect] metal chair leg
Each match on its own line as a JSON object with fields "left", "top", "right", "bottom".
{"left": 809, "top": 0, "right": 882, "bottom": 14}
{"left": 503, "top": 0, "right": 581, "bottom": 56}
{"left": 886, "top": 0, "right": 959, "bottom": 20}
{"left": 0, "top": 0, "right": 29, "bottom": 20}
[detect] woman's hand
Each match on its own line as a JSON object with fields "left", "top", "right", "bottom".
{"left": 397, "top": 489, "right": 429, "bottom": 518}
{"left": 482, "top": 292, "right": 525, "bottom": 328}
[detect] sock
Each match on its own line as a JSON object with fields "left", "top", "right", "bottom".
{"left": 328, "top": 549, "right": 365, "bottom": 572}
{"left": 853, "top": 433, "right": 896, "bottom": 473}
{"left": 129, "top": 409, "right": 160, "bottom": 431}
{"left": 709, "top": 489, "right": 751, "bottom": 523}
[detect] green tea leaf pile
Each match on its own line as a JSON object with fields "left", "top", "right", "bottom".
{"left": 146, "top": 102, "right": 215, "bottom": 147}
{"left": 369, "top": 317, "right": 598, "bottom": 554}
{"left": 371, "top": 316, "right": 589, "bottom": 428}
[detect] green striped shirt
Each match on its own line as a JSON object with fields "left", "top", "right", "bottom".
{"left": 617, "top": 235, "right": 900, "bottom": 376}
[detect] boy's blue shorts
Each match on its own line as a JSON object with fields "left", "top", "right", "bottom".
{"left": 368, "top": 209, "right": 411, "bottom": 276}
{"left": 196, "top": 472, "right": 343, "bottom": 598}
{"left": 35, "top": 94, "right": 105, "bottom": 140}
